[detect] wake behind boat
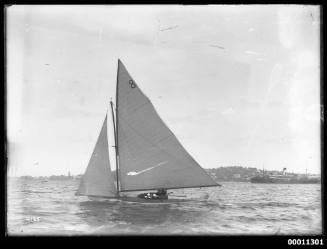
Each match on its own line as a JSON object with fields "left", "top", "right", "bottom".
{"left": 75, "top": 59, "right": 221, "bottom": 203}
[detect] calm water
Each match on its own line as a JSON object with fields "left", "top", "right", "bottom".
{"left": 7, "top": 178, "right": 321, "bottom": 235}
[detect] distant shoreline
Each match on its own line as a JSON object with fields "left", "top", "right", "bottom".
{"left": 8, "top": 166, "right": 320, "bottom": 182}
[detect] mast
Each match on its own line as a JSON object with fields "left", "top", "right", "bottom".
{"left": 115, "top": 59, "right": 121, "bottom": 195}
{"left": 110, "top": 100, "right": 119, "bottom": 195}
{"left": 115, "top": 59, "right": 219, "bottom": 191}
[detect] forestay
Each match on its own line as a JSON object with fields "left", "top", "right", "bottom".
{"left": 116, "top": 60, "right": 219, "bottom": 191}
{"left": 76, "top": 115, "right": 117, "bottom": 197}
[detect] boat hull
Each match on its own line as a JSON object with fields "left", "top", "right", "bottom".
{"left": 119, "top": 196, "right": 186, "bottom": 204}
{"left": 87, "top": 196, "right": 186, "bottom": 204}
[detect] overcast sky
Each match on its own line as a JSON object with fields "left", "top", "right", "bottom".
{"left": 7, "top": 5, "right": 320, "bottom": 176}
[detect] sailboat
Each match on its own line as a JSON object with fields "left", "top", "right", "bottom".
{"left": 76, "top": 59, "right": 220, "bottom": 203}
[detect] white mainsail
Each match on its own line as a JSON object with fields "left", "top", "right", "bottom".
{"left": 116, "top": 60, "right": 219, "bottom": 191}
{"left": 76, "top": 115, "right": 117, "bottom": 197}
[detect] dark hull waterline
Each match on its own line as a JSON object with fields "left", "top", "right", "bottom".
{"left": 88, "top": 196, "right": 189, "bottom": 204}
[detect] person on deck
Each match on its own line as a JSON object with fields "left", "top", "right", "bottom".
{"left": 137, "top": 189, "right": 168, "bottom": 200}
{"left": 156, "top": 188, "right": 168, "bottom": 199}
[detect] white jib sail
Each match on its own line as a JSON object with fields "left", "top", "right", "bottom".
{"left": 76, "top": 115, "right": 117, "bottom": 197}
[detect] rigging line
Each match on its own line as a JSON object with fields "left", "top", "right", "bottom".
{"left": 110, "top": 100, "right": 119, "bottom": 194}
{"left": 115, "top": 60, "right": 120, "bottom": 195}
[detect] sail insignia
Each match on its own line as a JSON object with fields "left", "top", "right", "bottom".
{"left": 116, "top": 60, "right": 219, "bottom": 191}
{"left": 76, "top": 60, "right": 220, "bottom": 198}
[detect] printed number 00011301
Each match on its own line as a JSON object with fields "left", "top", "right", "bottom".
{"left": 288, "top": 239, "right": 323, "bottom": 246}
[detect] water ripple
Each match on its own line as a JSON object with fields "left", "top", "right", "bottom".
{"left": 7, "top": 179, "right": 322, "bottom": 235}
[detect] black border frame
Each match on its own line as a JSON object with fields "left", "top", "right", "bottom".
{"left": 1, "top": 1, "right": 325, "bottom": 247}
